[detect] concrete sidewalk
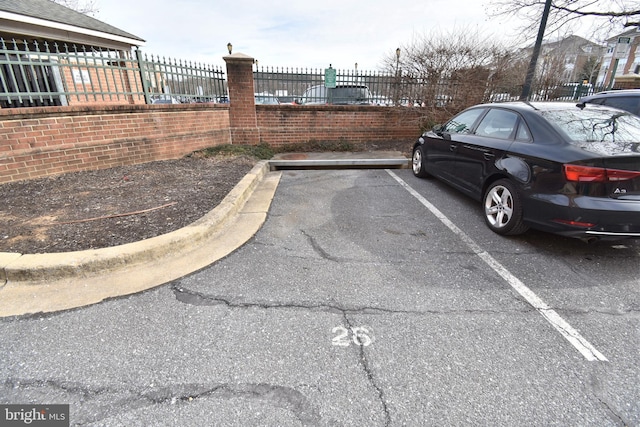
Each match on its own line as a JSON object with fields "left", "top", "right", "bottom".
{"left": 0, "top": 151, "right": 409, "bottom": 317}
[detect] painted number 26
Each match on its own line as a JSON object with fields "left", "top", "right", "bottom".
{"left": 332, "top": 326, "right": 373, "bottom": 347}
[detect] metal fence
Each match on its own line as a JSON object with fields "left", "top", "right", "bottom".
{"left": 253, "top": 66, "right": 442, "bottom": 106}
{"left": 0, "top": 37, "right": 615, "bottom": 110}
{"left": 138, "top": 52, "right": 227, "bottom": 104}
{"left": 253, "top": 66, "right": 499, "bottom": 108}
{"left": 0, "top": 38, "right": 227, "bottom": 108}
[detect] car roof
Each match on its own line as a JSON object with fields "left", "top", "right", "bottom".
{"left": 470, "top": 101, "right": 589, "bottom": 113}
{"left": 580, "top": 89, "right": 640, "bottom": 102}
{"left": 473, "top": 100, "right": 635, "bottom": 112}
{"left": 464, "top": 101, "right": 637, "bottom": 124}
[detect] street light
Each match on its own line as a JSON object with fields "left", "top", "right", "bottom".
{"left": 520, "top": 0, "right": 552, "bottom": 100}
{"left": 227, "top": 43, "right": 232, "bottom": 54}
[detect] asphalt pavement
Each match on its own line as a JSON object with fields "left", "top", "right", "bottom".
{"left": 1, "top": 165, "right": 636, "bottom": 426}
{"left": 0, "top": 151, "right": 410, "bottom": 317}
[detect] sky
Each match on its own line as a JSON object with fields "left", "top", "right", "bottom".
{"left": 93, "top": 0, "right": 528, "bottom": 71}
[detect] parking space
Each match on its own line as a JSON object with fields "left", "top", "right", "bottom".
{"left": 1, "top": 168, "right": 638, "bottom": 426}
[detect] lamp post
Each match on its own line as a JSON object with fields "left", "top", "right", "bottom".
{"left": 520, "top": 0, "right": 552, "bottom": 100}
{"left": 227, "top": 43, "right": 232, "bottom": 54}
{"left": 395, "top": 47, "right": 401, "bottom": 105}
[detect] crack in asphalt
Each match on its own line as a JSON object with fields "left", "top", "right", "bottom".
{"left": 171, "top": 283, "right": 533, "bottom": 317}
{"left": 342, "top": 313, "right": 392, "bottom": 426}
{"left": 3, "top": 378, "right": 321, "bottom": 426}
{"left": 140, "top": 383, "right": 321, "bottom": 425}
{"left": 301, "top": 229, "right": 342, "bottom": 262}
{"left": 3, "top": 378, "right": 108, "bottom": 399}
{"left": 594, "top": 395, "right": 629, "bottom": 427}
{"left": 578, "top": 372, "right": 631, "bottom": 427}
{"left": 557, "top": 307, "right": 640, "bottom": 316}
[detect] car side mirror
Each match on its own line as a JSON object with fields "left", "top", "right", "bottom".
{"left": 432, "top": 124, "right": 444, "bottom": 135}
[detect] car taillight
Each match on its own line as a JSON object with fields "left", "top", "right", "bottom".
{"left": 563, "top": 165, "right": 640, "bottom": 182}
{"left": 551, "top": 218, "right": 596, "bottom": 228}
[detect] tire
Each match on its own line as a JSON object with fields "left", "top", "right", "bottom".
{"left": 483, "top": 179, "right": 529, "bottom": 235}
{"left": 412, "top": 145, "right": 431, "bottom": 178}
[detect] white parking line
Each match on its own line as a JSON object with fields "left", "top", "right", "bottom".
{"left": 387, "top": 170, "right": 608, "bottom": 362}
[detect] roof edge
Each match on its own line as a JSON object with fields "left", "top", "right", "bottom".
{"left": 0, "top": 10, "right": 144, "bottom": 46}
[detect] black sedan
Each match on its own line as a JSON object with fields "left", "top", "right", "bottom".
{"left": 412, "top": 102, "right": 640, "bottom": 241}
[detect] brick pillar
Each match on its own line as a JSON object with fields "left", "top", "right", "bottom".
{"left": 224, "top": 53, "right": 260, "bottom": 145}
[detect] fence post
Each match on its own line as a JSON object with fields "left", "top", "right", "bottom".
{"left": 135, "top": 49, "right": 151, "bottom": 104}
{"left": 224, "top": 52, "right": 260, "bottom": 145}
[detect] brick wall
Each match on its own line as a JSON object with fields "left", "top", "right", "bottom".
{"left": 0, "top": 104, "right": 231, "bottom": 183}
{"left": 256, "top": 104, "right": 426, "bottom": 147}
{"left": 0, "top": 102, "right": 430, "bottom": 184}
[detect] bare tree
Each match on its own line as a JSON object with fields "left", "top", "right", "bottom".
{"left": 51, "top": 0, "right": 98, "bottom": 16}
{"left": 381, "top": 28, "right": 519, "bottom": 116}
{"left": 488, "top": 0, "right": 640, "bottom": 39}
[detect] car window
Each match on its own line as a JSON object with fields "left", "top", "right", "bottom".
{"left": 475, "top": 109, "right": 518, "bottom": 139}
{"left": 515, "top": 121, "right": 532, "bottom": 142}
{"left": 542, "top": 108, "right": 640, "bottom": 149}
{"left": 602, "top": 97, "right": 640, "bottom": 116}
{"left": 443, "top": 108, "right": 485, "bottom": 134}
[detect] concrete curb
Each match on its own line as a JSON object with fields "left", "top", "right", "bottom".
{"left": 0, "top": 161, "right": 279, "bottom": 317}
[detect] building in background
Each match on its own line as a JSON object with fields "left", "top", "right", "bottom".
{"left": 536, "top": 35, "right": 606, "bottom": 84}
{"left": 596, "top": 27, "right": 640, "bottom": 89}
{"left": 0, "top": 0, "right": 145, "bottom": 107}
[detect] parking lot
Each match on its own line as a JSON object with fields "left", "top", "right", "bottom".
{"left": 1, "top": 168, "right": 638, "bottom": 426}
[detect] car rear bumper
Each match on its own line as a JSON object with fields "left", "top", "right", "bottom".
{"left": 524, "top": 194, "right": 640, "bottom": 240}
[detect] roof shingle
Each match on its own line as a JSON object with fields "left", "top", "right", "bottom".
{"left": 0, "top": 0, "right": 144, "bottom": 42}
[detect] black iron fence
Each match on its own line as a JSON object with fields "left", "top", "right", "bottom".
{"left": 253, "top": 66, "right": 449, "bottom": 106}
{"left": 0, "top": 37, "right": 614, "bottom": 110}
{"left": 252, "top": 66, "right": 607, "bottom": 108}
{"left": 0, "top": 38, "right": 227, "bottom": 108}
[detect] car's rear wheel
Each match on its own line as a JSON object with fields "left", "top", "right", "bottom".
{"left": 412, "top": 145, "right": 431, "bottom": 178}
{"left": 483, "top": 179, "right": 529, "bottom": 235}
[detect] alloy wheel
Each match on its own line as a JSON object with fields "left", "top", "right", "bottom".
{"left": 484, "top": 184, "right": 514, "bottom": 229}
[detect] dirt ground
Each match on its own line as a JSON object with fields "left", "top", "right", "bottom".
{"left": 1, "top": 141, "right": 411, "bottom": 254}
{"left": 0, "top": 155, "right": 256, "bottom": 254}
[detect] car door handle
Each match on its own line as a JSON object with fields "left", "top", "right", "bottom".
{"left": 483, "top": 152, "right": 495, "bottom": 160}
{"left": 449, "top": 144, "right": 458, "bottom": 152}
